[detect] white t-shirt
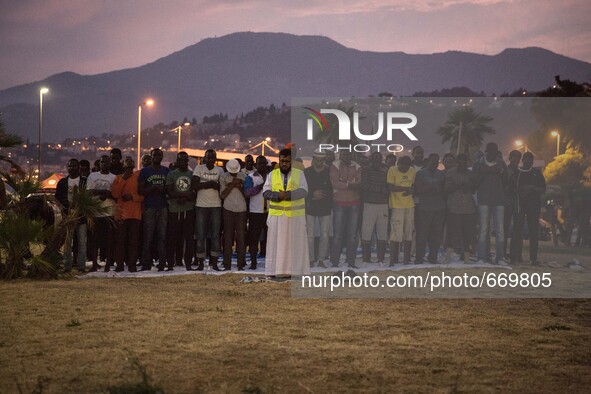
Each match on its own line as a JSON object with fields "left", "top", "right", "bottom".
{"left": 192, "top": 164, "right": 223, "bottom": 208}
{"left": 87, "top": 171, "right": 116, "bottom": 216}
{"left": 248, "top": 172, "right": 265, "bottom": 213}
{"left": 67, "top": 176, "right": 81, "bottom": 204}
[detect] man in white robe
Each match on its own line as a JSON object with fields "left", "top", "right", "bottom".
{"left": 262, "top": 148, "right": 310, "bottom": 277}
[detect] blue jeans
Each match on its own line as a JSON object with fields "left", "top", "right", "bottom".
{"left": 142, "top": 207, "right": 168, "bottom": 269}
{"left": 478, "top": 205, "right": 505, "bottom": 262}
{"left": 195, "top": 207, "right": 221, "bottom": 258}
{"left": 64, "top": 223, "right": 87, "bottom": 270}
{"left": 331, "top": 204, "right": 360, "bottom": 266}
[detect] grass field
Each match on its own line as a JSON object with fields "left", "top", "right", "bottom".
{"left": 1, "top": 244, "right": 590, "bottom": 393}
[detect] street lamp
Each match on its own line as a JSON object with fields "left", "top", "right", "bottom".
{"left": 514, "top": 139, "right": 528, "bottom": 152}
{"left": 38, "top": 87, "right": 49, "bottom": 177}
{"left": 551, "top": 130, "right": 560, "bottom": 157}
{"left": 172, "top": 122, "right": 191, "bottom": 152}
{"left": 137, "top": 99, "right": 154, "bottom": 169}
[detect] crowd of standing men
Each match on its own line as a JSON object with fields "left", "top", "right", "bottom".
{"left": 55, "top": 141, "right": 547, "bottom": 276}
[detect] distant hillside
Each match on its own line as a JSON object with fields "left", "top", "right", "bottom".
{"left": 1, "top": 32, "right": 590, "bottom": 142}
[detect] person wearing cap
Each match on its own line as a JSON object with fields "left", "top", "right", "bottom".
{"left": 220, "top": 159, "right": 247, "bottom": 270}
{"left": 166, "top": 151, "right": 196, "bottom": 271}
{"left": 263, "top": 148, "right": 310, "bottom": 277}
{"left": 192, "top": 149, "right": 224, "bottom": 271}
{"left": 304, "top": 150, "right": 333, "bottom": 268}
{"left": 111, "top": 157, "right": 144, "bottom": 272}
{"left": 473, "top": 142, "right": 508, "bottom": 264}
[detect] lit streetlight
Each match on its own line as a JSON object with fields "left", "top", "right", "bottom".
{"left": 38, "top": 87, "right": 49, "bottom": 176}
{"left": 137, "top": 99, "right": 155, "bottom": 169}
{"left": 551, "top": 130, "right": 561, "bottom": 157}
{"left": 171, "top": 122, "right": 191, "bottom": 152}
{"left": 514, "top": 139, "right": 528, "bottom": 152}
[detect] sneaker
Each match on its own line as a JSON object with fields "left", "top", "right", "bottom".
{"left": 497, "top": 259, "right": 509, "bottom": 266}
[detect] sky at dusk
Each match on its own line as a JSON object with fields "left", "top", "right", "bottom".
{"left": 1, "top": 0, "right": 590, "bottom": 90}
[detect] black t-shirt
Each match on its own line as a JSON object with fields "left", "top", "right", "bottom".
{"left": 110, "top": 162, "right": 124, "bottom": 176}
{"left": 304, "top": 166, "right": 333, "bottom": 217}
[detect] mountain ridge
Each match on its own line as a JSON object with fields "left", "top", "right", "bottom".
{"left": 1, "top": 32, "right": 590, "bottom": 142}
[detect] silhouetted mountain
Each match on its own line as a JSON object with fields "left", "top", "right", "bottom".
{"left": 1, "top": 32, "right": 590, "bottom": 141}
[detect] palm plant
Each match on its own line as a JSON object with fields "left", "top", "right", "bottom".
{"left": 41, "top": 187, "right": 109, "bottom": 270}
{"left": 437, "top": 107, "right": 495, "bottom": 157}
{"left": 0, "top": 212, "right": 47, "bottom": 279}
{"left": 0, "top": 116, "right": 24, "bottom": 209}
{"left": 0, "top": 173, "right": 108, "bottom": 279}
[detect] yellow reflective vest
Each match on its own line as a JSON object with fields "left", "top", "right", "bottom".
{"left": 268, "top": 168, "right": 305, "bottom": 217}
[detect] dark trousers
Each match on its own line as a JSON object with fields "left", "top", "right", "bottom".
{"left": 504, "top": 202, "right": 518, "bottom": 259}
{"left": 222, "top": 209, "right": 247, "bottom": 269}
{"left": 331, "top": 204, "right": 360, "bottom": 266}
{"left": 446, "top": 212, "right": 476, "bottom": 254}
{"left": 196, "top": 207, "right": 221, "bottom": 258}
{"left": 89, "top": 216, "right": 115, "bottom": 268}
{"left": 247, "top": 212, "right": 267, "bottom": 259}
{"left": 511, "top": 206, "right": 540, "bottom": 264}
{"left": 415, "top": 209, "right": 445, "bottom": 263}
{"left": 142, "top": 207, "right": 168, "bottom": 269}
{"left": 115, "top": 219, "right": 141, "bottom": 270}
{"left": 167, "top": 210, "right": 195, "bottom": 267}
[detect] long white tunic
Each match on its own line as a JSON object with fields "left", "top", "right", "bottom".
{"left": 263, "top": 170, "right": 311, "bottom": 276}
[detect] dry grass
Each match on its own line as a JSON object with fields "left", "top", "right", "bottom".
{"left": 1, "top": 248, "right": 591, "bottom": 393}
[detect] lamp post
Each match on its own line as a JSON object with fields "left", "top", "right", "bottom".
{"left": 514, "top": 139, "right": 528, "bottom": 152}
{"left": 38, "top": 87, "right": 49, "bottom": 177}
{"left": 137, "top": 99, "right": 154, "bottom": 169}
{"left": 456, "top": 121, "right": 463, "bottom": 156}
{"left": 172, "top": 122, "right": 191, "bottom": 152}
{"left": 551, "top": 130, "right": 560, "bottom": 157}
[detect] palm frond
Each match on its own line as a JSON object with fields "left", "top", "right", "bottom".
{"left": 0, "top": 212, "right": 47, "bottom": 280}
